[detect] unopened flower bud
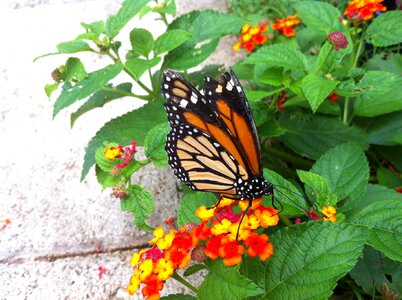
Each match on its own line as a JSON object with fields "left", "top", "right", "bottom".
{"left": 327, "top": 32, "right": 348, "bottom": 51}
{"left": 191, "top": 245, "right": 207, "bottom": 263}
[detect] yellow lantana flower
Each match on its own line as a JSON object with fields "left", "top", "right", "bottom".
{"left": 196, "top": 205, "right": 215, "bottom": 221}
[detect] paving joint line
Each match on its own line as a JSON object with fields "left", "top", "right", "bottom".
{"left": 0, "top": 243, "right": 149, "bottom": 265}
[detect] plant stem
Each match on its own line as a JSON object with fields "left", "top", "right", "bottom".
{"left": 171, "top": 271, "right": 198, "bottom": 293}
{"left": 100, "top": 86, "right": 152, "bottom": 101}
{"left": 105, "top": 50, "right": 154, "bottom": 95}
{"left": 344, "top": 28, "right": 365, "bottom": 124}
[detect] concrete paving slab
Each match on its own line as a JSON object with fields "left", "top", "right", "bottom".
{"left": 0, "top": 0, "right": 244, "bottom": 298}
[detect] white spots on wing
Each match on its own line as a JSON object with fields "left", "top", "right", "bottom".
{"left": 208, "top": 91, "right": 212, "bottom": 96}
{"left": 215, "top": 85, "right": 223, "bottom": 93}
{"left": 172, "top": 106, "right": 177, "bottom": 111}
{"left": 165, "top": 93, "right": 170, "bottom": 99}
{"left": 193, "top": 128, "right": 198, "bottom": 133}
{"left": 166, "top": 76, "right": 171, "bottom": 81}
{"left": 206, "top": 77, "right": 211, "bottom": 82}
{"left": 180, "top": 99, "right": 188, "bottom": 108}
{"left": 213, "top": 142, "right": 220, "bottom": 147}
{"left": 201, "top": 98, "right": 206, "bottom": 104}
{"left": 200, "top": 89, "right": 205, "bottom": 95}
{"left": 226, "top": 82, "right": 233, "bottom": 91}
{"left": 191, "top": 92, "right": 198, "bottom": 104}
{"left": 236, "top": 85, "right": 242, "bottom": 93}
{"left": 164, "top": 84, "right": 169, "bottom": 89}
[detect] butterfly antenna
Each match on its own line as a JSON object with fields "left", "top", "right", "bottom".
{"left": 273, "top": 186, "right": 313, "bottom": 214}
{"left": 236, "top": 200, "right": 252, "bottom": 241}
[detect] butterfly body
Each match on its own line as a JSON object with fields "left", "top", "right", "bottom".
{"left": 162, "top": 68, "right": 273, "bottom": 202}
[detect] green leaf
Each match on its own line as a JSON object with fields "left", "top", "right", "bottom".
{"left": 121, "top": 184, "right": 155, "bottom": 231}
{"left": 151, "top": 0, "right": 176, "bottom": 15}
{"left": 350, "top": 246, "right": 402, "bottom": 295}
{"left": 198, "top": 260, "right": 263, "bottom": 300}
{"left": 249, "top": 101, "right": 268, "bottom": 126}
{"left": 45, "top": 83, "right": 59, "bottom": 97}
{"left": 105, "top": 0, "right": 151, "bottom": 38}
{"left": 311, "top": 143, "right": 369, "bottom": 203}
{"left": 64, "top": 57, "right": 87, "bottom": 82}
{"left": 81, "top": 20, "right": 104, "bottom": 37}
{"left": 366, "top": 11, "right": 402, "bottom": 47}
{"left": 258, "top": 122, "right": 287, "bottom": 138}
{"left": 56, "top": 40, "right": 92, "bottom": 53}
{"left": 377, "top": 167, "right": 402, "bottom": 189}
{"left": 160, "top": 295, "right": 196, "bottom": 300}
{"left": 302, "top": 74, "right": 339, "bottom": 112}
{"left": 262, "top": 222, "right": 368, "bottom": 299}
{"left": 297, "top": 170, "right": 337, "bottom": 207}
{"left": 95, "top": 165, "right": 120, "bottom": 189}
{"left": 264, "top": 169, "right": 308, "bottom": 215}
{"left": 254, "top": 65, "right": 284, "bottom": 86}
{"left": 244, "top": 44, "right": 308, "bottom": 71}
{"left": 317, "top": 41, "right": 352, "bottom": 74}
{"left": 95, "top": 143, "right": 119, "bottom": 173}
{"left": 350, "top": 200, "right": 402, "bottom": 262}
{"left": 71, "top": 83, "right": 133, "bottom": 127}
{"left": 130, "top": 28, "right": 154, "bottom": 57}
{"left": 346, "top": 184, "right": 402, "bottom": 218}
{"left": 53, "top": 63, "right": 123, "bottom": 117}
{"left": 125, "top": 56, "right": 160, "bottom": 80}
{"left": 376, "top": 145, "right": 402, "bottom": 172}
{"left": 177, "top": 192, "right": 216, "bottom": 227}
{"left": 354, "top": 71, "right": 402, "bottom": 117}
{"left": 183, "top": 264, "right": 207, "bottom": 277}
{"left": 144, "top": 123, "right": 169, "bottom": 167}
{"left": 81, "top": 99, "right": 166, "bottom": 180}
{"left": 364, "top": 53, "right": 402, "bottom": 76}
{"left": 154, "top": 30, "right": 192, "bottom": 55}
{"left": 293, "top": 1, "right": 341, "bottom": 34}
{"left": 358, "top": 110, "right": 402, "bottom": 146}
{"left": 278, "top": 110, "right": 368, "bottom": 160}
{"left": 296, "top": 27, "right": 327, "bottom": 53}
{"left": 164, "top": 10, "right": 242, "bottom": 70}
{"left": 240, "top": 254, "right": 266, "bottom": 288}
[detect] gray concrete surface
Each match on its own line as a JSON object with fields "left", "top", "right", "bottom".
{"left": 0, "top": 0, "right": 243, "bottom": 299}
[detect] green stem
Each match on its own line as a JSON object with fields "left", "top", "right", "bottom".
{"left": 105, "top": 50, "right": 154, "bottom": 95}
{"left": 264, "top": 147, "right": 313, "bottom": 169}
{"left": 100, "top": 87, "right": 152, "bottom": 101}
{"left": 344, "top": 28, "right": 365, "bottom": 124}
{"left": 171, "top": 271, "right": 198, "bottom": 293}
{"left": 343, "top": 97, "right": 350, "bottom": 124}
{"left": 160, "top": 13, "right": 169, "bottom": 26}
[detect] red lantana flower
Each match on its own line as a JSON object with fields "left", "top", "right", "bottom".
{"left": 244, "top": 233, "right": 273, "bottom": 261}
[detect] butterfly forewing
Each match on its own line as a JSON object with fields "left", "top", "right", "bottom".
{"left": 204, "top": 69, "right": 262, "bottom": 176}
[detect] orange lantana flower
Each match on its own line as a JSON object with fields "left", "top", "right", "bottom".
{"left": 271, "top": 14, "right": 301, "bottom": 37}
{"left": 344, "top": 0, "right": 386, "bottom": 21}
{"left": 233, "top": 21, "right": 271, "bottom": 52}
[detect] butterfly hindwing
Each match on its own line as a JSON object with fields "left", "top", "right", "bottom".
{"left": 164, "top": 103, "right": 244, "bottom": 195}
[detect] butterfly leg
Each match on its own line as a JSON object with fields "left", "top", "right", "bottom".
{"left": 271, "top": 190, "right": 284, "bottom": 214}
{"left": 236, "top": 199, "right": 253, "bottom": 240}
{"left": 207, "top": 194, "right": 239, "bottom": 210}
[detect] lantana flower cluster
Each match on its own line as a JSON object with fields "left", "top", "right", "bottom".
{"left": 233, "top": 22, "right": 270, "bottom": 52}
{"left": 271, "top": 14, "right": 302, "bottom": 37}
{"left": 344, "top": 0, "right": 386, "bottom": 21}
{"left": 104, "top": 141, "right": 137, "bottom": 170}
{"left": 127, "top": 198, "right": 279, "bottom": 299}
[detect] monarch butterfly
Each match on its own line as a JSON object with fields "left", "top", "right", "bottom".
{"left": 161, "top": 68, "right": 275, "bottom": 212}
